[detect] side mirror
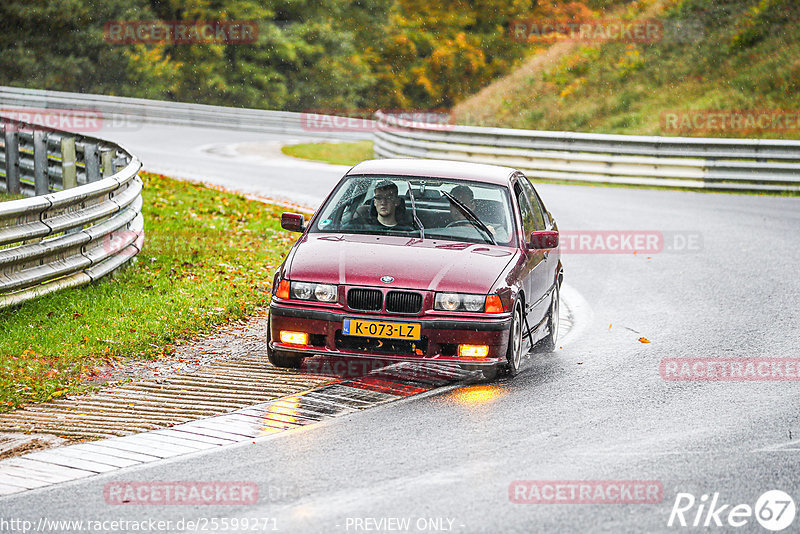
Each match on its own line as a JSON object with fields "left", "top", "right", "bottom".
{"left": 528, "top": 230, "right": 558, "bottom": 250}
{"left": 281, "top": 212, "right": 305, "bottom": 232}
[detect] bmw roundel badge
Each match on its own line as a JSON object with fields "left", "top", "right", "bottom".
{"left": 380, "top": 276, "right": 395, "bottom": 283}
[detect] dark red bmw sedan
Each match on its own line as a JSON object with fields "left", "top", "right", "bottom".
{"left": 268, "top": 159, "right": 562, "bottom": 377}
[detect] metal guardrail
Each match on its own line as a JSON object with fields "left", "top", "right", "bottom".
{"left": 373, "top": 111, "right": 800, "bottom": 192}
{"left": 0, "top": 86, "right": 371, "bottom": 140}
{"left": 0, "top": 117, "right": 143, "bottom": 309}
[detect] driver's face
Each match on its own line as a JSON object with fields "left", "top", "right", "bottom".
{"left": 374, "top": 188, "right": 399, "bottom": 216}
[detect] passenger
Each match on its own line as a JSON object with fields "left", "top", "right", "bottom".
{"left": 447, "top": 184, "right": 496, "bottom": 236}
{"left": 448, "top": 185, "right": 477, "bottom": 222}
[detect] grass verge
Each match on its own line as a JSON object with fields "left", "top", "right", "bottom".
{"left": 0, "top": 172, "right": 298, "bottom": 410}
{"left": 281, "top": 140, "right": 374, "bottom": 166}
{"left": 453, "top": 0, "right": 800, "bottom": 140}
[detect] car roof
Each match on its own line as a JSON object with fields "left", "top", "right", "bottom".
{"left": 346, "top": 158, "right": 518, "bottom": 186}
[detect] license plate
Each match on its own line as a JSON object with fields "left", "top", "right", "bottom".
{"left": 343, "top": 318, "right": 421, "bottom": 340}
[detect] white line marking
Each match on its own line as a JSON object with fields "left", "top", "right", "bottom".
{"left": 558, "top": 282, "right": 593, "bottom": 348}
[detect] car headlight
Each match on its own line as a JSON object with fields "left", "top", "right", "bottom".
{"left": 434, "top": 292, "right": 486, "bottom": 312}
{"left": 462, "top": 294, "right": 485, "bottom": 312}
{"left": 314, "top": 283, "right": 337, "bottom": 302}
{"left": 290, "top": 281, "right": 338, "bottom": 302}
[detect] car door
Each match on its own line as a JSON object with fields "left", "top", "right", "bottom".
{"left": 512, "top": 175, "right": 551, "bottom": 334}
{"left": 528, "top": 182, "right": 559, "bottom": 284}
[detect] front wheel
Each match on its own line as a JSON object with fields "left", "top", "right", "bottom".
{"left": 538, "top": 283, "right": 560, "bottom": 353}
{"left": 505, "top": 301, "right": 524, "bottom": 376}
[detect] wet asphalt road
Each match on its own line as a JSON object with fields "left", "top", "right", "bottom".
{"left": 3, "top": 125, "right": 800, "bottom": 533}
{"left": 107, "top": 123, "right": 349, "bottom": 208}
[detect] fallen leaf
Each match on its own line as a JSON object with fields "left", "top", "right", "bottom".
{"left": 638, "top": 337, "right": 650, "bottom": 343}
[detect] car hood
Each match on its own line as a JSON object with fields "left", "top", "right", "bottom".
{"left": 287, "top": 233, "right": 517, "bottom": 294}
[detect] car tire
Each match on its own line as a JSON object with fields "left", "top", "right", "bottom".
{"left": 266, "top": 315, "right": 304, "bottom": 369}
{"left": 539, "top": 282, "right": 560, "bottom": 353}
{"left": 505, "top": 301, "right": 524, "bottom": 376}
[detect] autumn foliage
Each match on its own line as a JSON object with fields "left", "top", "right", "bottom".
{"left": 0, "top": 0, "right": 598, "bottom": 112}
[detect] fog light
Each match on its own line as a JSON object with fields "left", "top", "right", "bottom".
{"left": 458, "top": 344, "right": 489, "bottom": 358}
{"left": 280, "top": 331, "right": 308, "bottom": 345}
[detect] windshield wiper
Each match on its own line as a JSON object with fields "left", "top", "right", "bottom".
{"left": 405, "top": 181, "right": 425, "bottom": 239}
{"left": 441, "top": 191, "right": 497, "bottom": 246}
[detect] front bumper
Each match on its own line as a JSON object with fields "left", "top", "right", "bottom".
{"left": 269, "top": 302, "right": 512, "bottom": 366}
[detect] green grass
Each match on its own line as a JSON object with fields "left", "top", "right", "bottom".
{"left": 453, "top": 0, "right": 800, "bottom": 140}
{"left": 0, "top": 192, "right": 25, "bottom": 201}
{"left": 0, "top": 172, "right": 298, "bottom": 410}
{"left": 281, "top": 140, "right": 374, "bottom": 166}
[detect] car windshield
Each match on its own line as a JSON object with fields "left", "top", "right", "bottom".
{"left": 310, "top": 175, "right": 517, "bottom": 247}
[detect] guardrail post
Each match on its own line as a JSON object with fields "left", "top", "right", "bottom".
{"left": 61, "top": 136, "right": 77, "bottom": 189}
{"left": 4, "top": 129, "right": 21, "bottom": 194}
{"left": 84, "top": 142, "right": 101, "bottom": 182}
{"left": 101, "top": 149, "right": 114, "bottom": 177}
{"left": 33, "top": 130, "right": 49, "bottom": 195}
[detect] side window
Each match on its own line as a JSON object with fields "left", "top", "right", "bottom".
{"left": 532, "top": 188, "right": 551, "bottom": 228}
{"left": 519, "top": 177, "right": 545, "bottom": 230}
{"left": 514, "top": 182, "right": 536, "bottom": 236}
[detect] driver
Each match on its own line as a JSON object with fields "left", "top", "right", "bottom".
{"left": 372, "top": 180, "right": 406, "bottom": 227}
{"left": 347, "top": 180, "right": 414, "bottom": 231}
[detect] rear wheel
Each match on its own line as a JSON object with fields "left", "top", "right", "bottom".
{"left": 266, "top": 315, "right": 304, "bottom": 369}
{"left": 539, "top": 283, "right": 560, "bottom": 353}
{"left": 505, "top": 301, "right": 524, "bottom": 376}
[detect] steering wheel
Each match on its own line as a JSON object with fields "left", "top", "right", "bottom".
{"left": 445, "top": 219, "right": 475, "bottom": 229}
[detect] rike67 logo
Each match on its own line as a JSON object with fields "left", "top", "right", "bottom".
{"left": 668, "top": 490, "right": 796, "bottom": 531}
